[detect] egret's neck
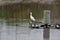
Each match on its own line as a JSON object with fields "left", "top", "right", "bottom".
{"left": 30, "top": 12, "right": 33, "bottom": 17}
{"left": 30, "top": 14, "right": 32, "bottom": 16}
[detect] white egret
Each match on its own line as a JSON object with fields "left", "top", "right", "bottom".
{"left": 30, "top": 12, "right": 35, "bottom": 21}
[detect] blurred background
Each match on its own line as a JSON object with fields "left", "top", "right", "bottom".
{"left": 0, "top": 0, "right": 60, "bottom": 24}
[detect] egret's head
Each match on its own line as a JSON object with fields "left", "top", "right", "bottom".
{"left": 30, "top": 12, "right": 32, "bottom": 15}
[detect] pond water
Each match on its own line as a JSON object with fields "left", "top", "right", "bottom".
{"left": 0, "top": 19, "right": 60, "bottom": 40}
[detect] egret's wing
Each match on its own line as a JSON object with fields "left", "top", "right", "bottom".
{"left": 30, "top": 16, "right": 35, "bottom": 21}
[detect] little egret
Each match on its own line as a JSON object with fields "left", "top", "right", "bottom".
{"left": 30, "top": 12, "right": 35, "bottom": 22}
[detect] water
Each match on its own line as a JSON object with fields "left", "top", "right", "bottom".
{"left": 50, "top": 29, "right": 60, "bottom": 40}
{"left": 0, "top": 19, "right": 60, "bottom": 40}
{"left": 0, "top": 19, "right": 43, "bottom": 40}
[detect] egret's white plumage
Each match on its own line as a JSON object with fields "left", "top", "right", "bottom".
{"left": 30, "top": 12, "right": 35, "bottom": 21}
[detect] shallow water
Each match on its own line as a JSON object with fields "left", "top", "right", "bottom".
{"left": 0, "top": 20, "right": 60, "bottom": 40}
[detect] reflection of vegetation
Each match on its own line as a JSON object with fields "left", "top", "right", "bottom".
{"left": 0, "top": 3, "right": 52, "bottom": 22}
